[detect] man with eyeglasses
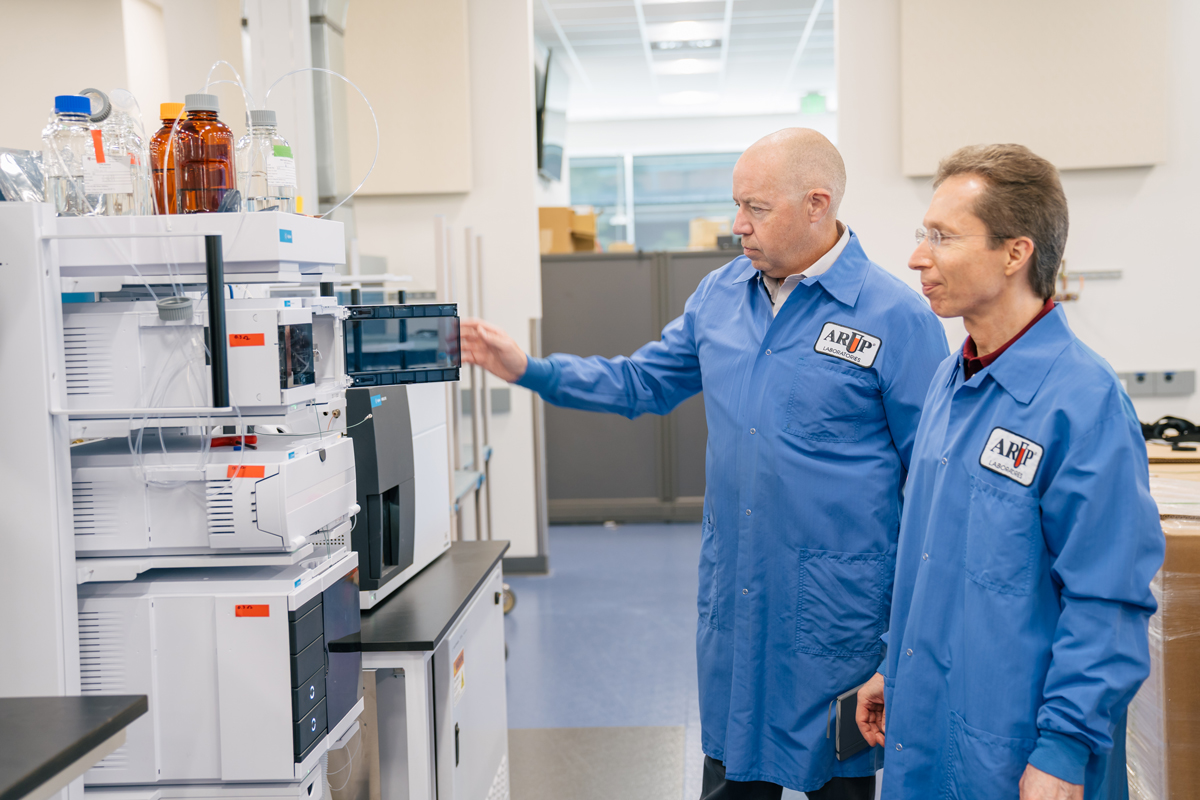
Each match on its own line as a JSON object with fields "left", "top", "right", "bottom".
{"left": 461, "top": 128, "right": 948, "bottom": 799}
{"left": 855, "top": 144, "right": 1163, "bottom": 800}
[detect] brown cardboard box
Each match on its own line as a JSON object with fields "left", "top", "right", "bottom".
{"left": 539, "top": 207, "right": 600, "bottom": 254}
{"left": 1129, "top": 477, "right": 1200, "bottom": 800}
{"left": 689, "top": 217, "right": 731, "bottom": 249}
{"left": 539, "top": 207, "right": 575, "bottom": 254}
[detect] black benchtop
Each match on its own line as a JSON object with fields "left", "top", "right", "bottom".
{"left": 0, "top": 695, "right": 147, "bottom": 800}
{"left": 333, "top": 540, "right": 509, "bottom": 653}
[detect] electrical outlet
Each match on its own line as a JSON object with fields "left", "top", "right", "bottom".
{"left": 1119, "top": 372, "right": 1156, "bottom": 397}
{"left": 1158, "top": 371, "right": 1195, "bottom": 397}
{"left": 1117, "top": 371, "right": 1195, "bottom": 397}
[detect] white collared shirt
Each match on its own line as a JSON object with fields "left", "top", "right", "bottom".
{"left": 761, "top": 221, "right": 850, "bottom": 317}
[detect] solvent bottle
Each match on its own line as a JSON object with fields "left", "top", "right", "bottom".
{"left": 150, "top": 102, "right": 185, "bottom": 214}
{"left": 175, "top": 93, "right": 236, "bottom": 213}
{"left": 236, "top": 108, "right": 297, "bottom": 213}
{"left": 42, "top": 95, "right": 99, "bottom": 216}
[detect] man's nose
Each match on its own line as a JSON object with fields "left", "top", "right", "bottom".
{"left": 732, "top": 208, "right": 751, "bottom": 236}
{"left": 908, "top": 242, "right": 933, "bottom": 272}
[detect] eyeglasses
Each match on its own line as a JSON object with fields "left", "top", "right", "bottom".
{"left": 915, "top": 226, "right": 1009, "bottom": 248}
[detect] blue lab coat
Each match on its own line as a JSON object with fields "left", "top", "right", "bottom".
{"left": 517, "top": 232, "right": 949, "bottom": 791}
{"left": 879, "top": 306, "right": 1164, "bottom": 800}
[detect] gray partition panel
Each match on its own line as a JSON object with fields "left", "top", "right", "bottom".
{"left": 541, "top": 253, "right": 662, "bottom": 502}
{"left": 540, "top": 250, "right": 737, "bottom": 523}
{"left": 667, "top": 252, "right": 733, "bottom": 500}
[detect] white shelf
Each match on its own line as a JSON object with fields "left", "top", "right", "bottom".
{"left": 50, "top": 211, "right": 345, "bottom": 283}
{"left": 75, "top": 543, "right": 319, "bottom": 584}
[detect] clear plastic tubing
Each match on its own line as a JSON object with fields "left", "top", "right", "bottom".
{"left": 42, "top": 95, "right": 97, "bottom": 216}
{"left": 236, "top": 108, "right": 296, "bottom": 213}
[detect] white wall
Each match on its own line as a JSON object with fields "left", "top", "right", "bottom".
{"left": 354, "top": 0, "right": 543, "bottom": 558}
{"left": 566, "top": 110, "right": 838, "bottom": 157}
{"left": 837, "top": 0, "right": 1200, "bottom": 423}
{"left": 122, "top": 0, "right": 171, "bottom": 124}
{"left": 1, "top": 0, "right": 129, "bottom": 152}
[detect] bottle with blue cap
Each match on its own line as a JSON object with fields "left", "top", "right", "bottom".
{"left": 41, "top": 95, "right": 99, "bottom": 216}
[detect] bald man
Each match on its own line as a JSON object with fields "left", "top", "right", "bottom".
{"left": 462, "top": 129, "right": 949, "bottom": 799}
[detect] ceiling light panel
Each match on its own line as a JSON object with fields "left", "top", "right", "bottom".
{"left": 651, "top": 38, "right": 720, "bottom": 50}
{"left": 645, "top": 20, "right": 724, "bottom": 42}
{"left": 654, "top": 57, "right": 722, "bottom": 74}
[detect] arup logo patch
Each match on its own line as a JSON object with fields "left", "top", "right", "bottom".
{"left": 813, "top": 322, "right": 882, "bottom": 368}
{"left": 279, "top": 229, "right": 293, "bottom": 243}
{"left": 980, "top": 427, "right": 1043, "bottom": 487}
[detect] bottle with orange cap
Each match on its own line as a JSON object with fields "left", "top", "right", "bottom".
{"left": 150, "top": 102, "right": 185, "bottom": 214}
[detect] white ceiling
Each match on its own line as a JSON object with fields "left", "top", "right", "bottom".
{"left": 533, "top": 0, "right": 836, "bottom": 120}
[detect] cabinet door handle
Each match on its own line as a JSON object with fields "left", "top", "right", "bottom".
{"left": 454, "top": 723, "right": 460, "bottom": 766}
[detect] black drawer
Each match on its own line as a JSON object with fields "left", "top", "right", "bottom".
{"left": 291, "top": 637, "right": 325, "bottom": 687}
{"left": 293, "top": 666, "right": 327, "bottom": 722}
{"left": 294, "top": 697, "right": 328, "bottom": 760}
{"left": 289, "top": 603, "right": 324, "bottom": 655}
{"left": 290, "top": 593, "right": 322, "bottom": 622}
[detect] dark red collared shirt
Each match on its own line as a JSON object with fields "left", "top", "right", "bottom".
{"left": 963, "top": 297, "right": 1056, "bottom": 380}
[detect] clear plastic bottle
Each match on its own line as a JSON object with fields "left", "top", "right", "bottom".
{"left": 175, "top": 93, "right": 236, "bottom": 213}
{"left": 236, "top": 109, "right": 296, "bottom": 213}
{"left": 98, "top": 89, "right": 154, "bottom": 215}
{"left": 150, "top": 102, "right": 185, "bottom": 214}
{"left": 42, "top": 95, "right": 99, "bottom": 216}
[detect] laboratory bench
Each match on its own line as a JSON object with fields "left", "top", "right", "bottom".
{"left": 0, "top": 695, "right": 147, "bottom": 800}
{"left": 330, "top": 540, "right": 510, "bottom": 800}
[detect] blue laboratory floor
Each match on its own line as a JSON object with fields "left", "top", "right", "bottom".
{"left": 504, "top": 523, "right": 812, "bottom": 800}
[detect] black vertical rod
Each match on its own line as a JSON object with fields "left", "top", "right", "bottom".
{"left": 320, "top": 282, "right": 335, "bottom": 297}
{"left": 205, "top": 234, "right": 230, "bottom": 408}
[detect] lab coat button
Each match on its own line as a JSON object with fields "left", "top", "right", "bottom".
{"left": 896, "top": 743, "right": 903, "bottom": 751}
{"left": 743, "top": 588, "right": 748, "bottom": 595}
{"left": 922, "top": 553, "right": 929, "bottom": 560}
{"left": 941, "top": 457, "right": 948, "bottom": 465}
{"left": 765, "top": 349, "right": 772, "bottom": 355}
{"left": 750, "top": 428, "right": 756, "bottom": 435}
{"left": 746, "top": 509, "right": 751, "bottom": 515}
{"left": 906, "top": 649, "right": 913, "bottom": 656}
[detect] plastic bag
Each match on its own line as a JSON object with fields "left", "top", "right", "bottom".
{"left": 0, "top": 148, "right": 45, "bottom": 202}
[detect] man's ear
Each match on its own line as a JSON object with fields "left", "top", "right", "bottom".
{"left": 1003, "top": 237, "right": 1036, "bottom": 279}
{"left": 808, "top": 188, "right": 833, "bottom": 223}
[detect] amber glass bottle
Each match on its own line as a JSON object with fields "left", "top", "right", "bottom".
{"left": 175, "top": 93, "right": 236, "bottom": 213}
{"left": 149, "top": 102, "right": 184, "bottom": 214}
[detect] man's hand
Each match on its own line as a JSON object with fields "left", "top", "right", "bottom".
{"left": 855, "top": 672, "right": 887, "bottom": 747}
{"left": 1019, "top": 765, "right": 1083, "bottom": 800}
{"left": 459, "top": 319, "right": 528, "bottom": 383}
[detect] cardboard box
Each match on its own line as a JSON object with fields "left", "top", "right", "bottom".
{"left": 1129, "top": 476, "right": 1200, "bottom": 800}
{"left": 539, "top": 207, "right": 599, "bottom": 254}
{"left": 539, "top": 207, "right": 575, "bottom": 254}
{"left": 689, "top": 217, "right": 731, "bottom": 249}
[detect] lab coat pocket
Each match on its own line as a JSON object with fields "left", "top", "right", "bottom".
{"left": 783, "top": 358, "right": 877, "bottom": 444}
{"left": 965, "top": 475, "right": 1041, "bottom": 596}
{"left": 942, "top": 711, "right": 1036, "bottom": 800}
{"left": 795, "top": 550, "right": 890, "bottom": 657}
{"left": 699, "top": 515, "right": 720, "bottom": 630}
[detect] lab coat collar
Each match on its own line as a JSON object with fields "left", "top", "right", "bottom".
{"left": 731, "top": 229, "right": 870, "bottom": 308}
{"left": 970, "top": 304, "right": 1075, "bottom": 405}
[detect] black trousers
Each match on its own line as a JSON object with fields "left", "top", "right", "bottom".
{"left": 700, "top": 756, "right": 875, "bottom": 800}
